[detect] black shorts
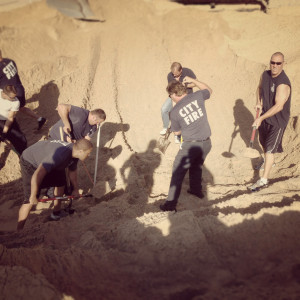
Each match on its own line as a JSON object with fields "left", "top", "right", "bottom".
{"left": 258, "top": 121, "right": 286, "bottom": 154}
{"left": 20, "top": 156, "right": 66, "bottom": 204}
{"left": 15, "top": 85, "right": 26, "bottom": 108}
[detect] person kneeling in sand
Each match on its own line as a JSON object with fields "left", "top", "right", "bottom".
{"left": 17, "top": 138, "right": 93, "bottom": 230}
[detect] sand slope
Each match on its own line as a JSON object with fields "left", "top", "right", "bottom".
{"left": 0, "top": 0, "right": 300, "bottom": 299}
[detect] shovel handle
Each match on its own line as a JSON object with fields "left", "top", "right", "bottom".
{"left": 250, "top": 109, "right": 260, "bottom": 145}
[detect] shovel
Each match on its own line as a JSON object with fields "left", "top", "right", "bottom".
{"left": 156, "top": 127, "right": 171, "bottom": 154}
{"left": 243, "top": 109, "right": 261, "bottom": 159}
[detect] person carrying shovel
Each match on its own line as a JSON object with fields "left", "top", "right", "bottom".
{"left": 17, "top": 138, "right": 93, "bottom": 230}
{"left": 249, "top": 52, "right": 291, "bottom": 191}
{"left": 160, "top": 77, "right": 212, "bottom": 212}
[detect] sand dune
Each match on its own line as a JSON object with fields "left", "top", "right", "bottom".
{"left": 0, "top": 0, "right": 300, "bottom": 299}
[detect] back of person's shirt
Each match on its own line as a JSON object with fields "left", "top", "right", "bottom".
{"left": 167, "top": 67, "right": 196, "bottom": 94}
{"left": 0, "top": 58, "right": 22, "bottom": 88}
{"left": 170, "top": 89, "right": 211, "bottom": 142}
{"left": 0, "top": 89, "right": 20, "bottom": 120}
{"left": 49, "top": 105, "right": 97, "bottom": 141}
{"left": 22, "top": 140, "right": 77, "bottom": 172}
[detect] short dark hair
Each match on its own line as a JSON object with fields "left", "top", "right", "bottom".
{"left": 166, "top": 80, "right": 187, "bottom": 96}
{"left": 3, "top": 85, "right": 17, "bottom": 96}
{"left": 73, "top": 138, "right": 93, "bottom": 151}
{"left": 91, "top": 109, "right": 106, "bottom": 121}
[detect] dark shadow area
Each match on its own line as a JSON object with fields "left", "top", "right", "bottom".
{"left": 0, "top": 143, "right": 11, "bottom": 170}
{"left": 120, "top": 140, "right": 161, "bottom": 216}
{"left": 16, "top": 81, "right": 60, "bottom": 146}
{"left": 99, "top": 122, "right": 130, "bottom": 148}
{"left": 172, "top": 0, "right": 268, "bottom": 12}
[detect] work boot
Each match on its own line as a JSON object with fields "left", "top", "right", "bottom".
{"left": 187, "top": 189, "right": 205, "bottom": 199}
{"left": 37, "top": 117, "right": 47, "bottom": 130}
{"left": 160, "top": 200, "right": 177, "bottom": 212}
{"left": 50, "top": 211, "right": 61, "bottom": 221}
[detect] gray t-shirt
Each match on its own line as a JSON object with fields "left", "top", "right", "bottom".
{"left": 170, "top": 89, "right": 211, "bottom": 141}
{"left": 21, "top": 140, "right": 77, "bottom": 172}
{"left": 49, "top": 105, "right": 97, "bottom": 141}
{"left": 167, "top": 68, "right": 196, "bottom": 94}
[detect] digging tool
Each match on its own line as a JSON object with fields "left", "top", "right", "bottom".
{"left": 243, "top": 109, "right": 261, "bottom": 159}
{"left": 93, "top": 124, "right": 101, "bottom": 186}
{"left": 157, "top": 127, "right": 172, "bottom": 154}
{"left": 222, "top": 124, "right": 238, "bottom": 158}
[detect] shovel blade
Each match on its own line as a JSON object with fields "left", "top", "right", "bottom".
{"left": 156, "top": 136, "right": 171, "bottom": 154}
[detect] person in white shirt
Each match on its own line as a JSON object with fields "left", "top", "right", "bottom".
{"left": 0, "top": 85, "right": 27, "bottom": 155}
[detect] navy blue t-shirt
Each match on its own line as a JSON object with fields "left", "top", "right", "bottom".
{"left": 22, "top": 140, "right": 77, "bottom": 172}
{"left": 170, "top": 89, "right": 211, "bottom": 141}
{"left": 167, "top": 68, "right": 196, "bottom": 94}
{"left": 49, "top": 105, "right": 97, "bottom": 141}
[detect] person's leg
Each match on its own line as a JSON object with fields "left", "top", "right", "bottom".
{"left": 161, "top": 97, "right": 172, "bottom": 131}
{"left": 166, "top": 144, "right": 190, "bottom": 202}
{"left": 53, "top": 186, "right": 64, "bottom": 213}
{"left": 17, "top": 203, "right": 33, "bottom": 230}
{"left": 189, "top": 139, "right": 212, "bottom": 196}
{"left": 262, "top": 152, "right": 275, "bottom": 180}
{"left": 6, "top": 121, "right": 27, "bottom": 156}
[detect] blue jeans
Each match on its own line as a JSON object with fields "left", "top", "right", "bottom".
{"left": 166, "top": 138, "right": 212, "bottom": 202}
{"left": 161, "top": 97, "right": 173, "bottom": 129}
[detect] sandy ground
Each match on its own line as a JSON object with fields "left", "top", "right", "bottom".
{"left": 0, "top": 0, "right": 300, "bottom": 299}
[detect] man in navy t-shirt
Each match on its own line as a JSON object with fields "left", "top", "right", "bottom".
{"left": 249, "top": 52, "right": 291, "bottom": 191}
{"left": 160, "top": 62, "right": 197, "bottom": 144}
{"left": 160, "top": 77, "right": 213, "bottom": 211}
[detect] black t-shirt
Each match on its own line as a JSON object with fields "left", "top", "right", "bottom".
{"left": 167, "top": 67, "right": 196, "bottom": 94}
{"left": 170, "top": 89, "right": 211, "bottom": 141}
{"left": 0, "top": 58, "right": 22, "bottom": 88}
{"left": 260, "top": 70, "right": 291, "bottom": 127}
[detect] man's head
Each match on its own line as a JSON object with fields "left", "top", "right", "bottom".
{"left": 72, "top": 139, "right": 93, "bottom": 161}
{"left": 2, "top": 85, "right": 17, "bottom": 101}
{"left": 166, "top": 80, "right": 187, "bottom": 103}
{"left": 270, "top": 52, "right": 284, "bottom": 78}
{"left": 88, "top": 109, "right": 106, "bottom": 126}
{"left": 171, "top": 62, "right": 183, "bottom": 79}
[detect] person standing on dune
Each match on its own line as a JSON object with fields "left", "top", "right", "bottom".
{"left": 249, "top": 52, "right": 291, "bottom": 191}
{"left": 160, "top": 77, "right": 213, "bottom": 212}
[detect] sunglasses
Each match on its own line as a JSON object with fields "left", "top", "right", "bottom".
{"left": 270, "top": 61, "right": 283, "bottom": 65}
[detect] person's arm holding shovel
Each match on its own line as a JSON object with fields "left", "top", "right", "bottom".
{"left": 0, "top": 110, "right": 16, "bottom": 141}
{"left": 57, "top": 103, "right": 73, "bottom": 142}
{"left": 252, "top": 83, "right": 290, "bottom": 129}
{"left": 68, "top": 167, "right": 81, "bottom": 197}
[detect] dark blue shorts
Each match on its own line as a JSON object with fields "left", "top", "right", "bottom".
{"left": 258, "top": 121, "right": 286, "bottom": 154}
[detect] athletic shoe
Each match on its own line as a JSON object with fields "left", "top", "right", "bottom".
{"left": 50, "top": 211, "right": 61, "bottom": 221}
{"left": 160, "top": 128, "right": 167, "bottom": 135}
{"left": 174, "top": 135, "right": 181, "bottom": 144}
{"left": 248, "top": 178, "right": 268, "bottom": 191}
{"left": 187, "top": 189, "right": 205, "bottom": 199}
{"left": 37, "top": 117, "right": 47, "bottom": 130}
{"left": 160, "top": 200, "right": 177, "bottom": 212}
